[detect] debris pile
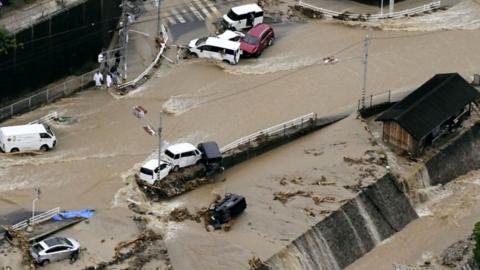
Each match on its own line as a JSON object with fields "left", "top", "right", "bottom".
{"left": 312, "top": 176, "right": 336, "bottom": 186}
{"left": 168, "top": 207, "right": 205, "bottom": 223}
{"left": 3, "top": 226, "right": 36, "bottom": 270}
{"left": 249, "top": 256, "right": 268, "bottom": 270}
{"left": 273, "top": 190, "right": 313, "bottom": 204}
{"left": 343, "top": 179, "right": 364, "bottom": 193}
{"left": 312, "top": 196, "right": 336, "bottom": 205}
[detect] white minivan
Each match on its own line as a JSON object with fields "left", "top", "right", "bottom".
{"left": 139, "top": 159, "right": 172, "bottom": 185}
{"left": 0, "top": 124, "right": 56, "bottom": 153}
{"left": 188, "top": 37, "right": 241, "bottom": 65}
{"left": 221, "top": 4, "right": 263, "bottom": 31}
{"left": 163, "top": 143, "right": 202, "bottom": 171}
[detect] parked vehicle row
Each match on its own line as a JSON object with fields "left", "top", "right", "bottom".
{"left": 139, "top": 141, "right": 224, "bottom": 185}
{"left": 188, "top": 3, "right": 275, "bottom": 64}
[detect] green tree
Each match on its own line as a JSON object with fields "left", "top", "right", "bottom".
{"left": 474, "top": 222, "right": 480, "bottom": 263}
{"left": 0, "top": 27, "right": 17, "bottom": 55}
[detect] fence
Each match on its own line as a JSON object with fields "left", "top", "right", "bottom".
{"left": 117, "top": 24, "right": 169, "bottom": 92}
{"left": 358, "top": 90, "right": 393, "bottom": 111}
{"left": 298, "top": 0, "right": 441, "bottom": 21}
{"left": 11, "top": 207, "right": 60, "bottom": 231}
{"left": 220, "top": 112, "right": 317, "bottom": 153}
{"left": 0, "top": 69, "right": 97, "bottom": 123}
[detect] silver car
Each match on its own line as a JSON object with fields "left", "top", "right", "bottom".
{"left": 30, "top": 237, "right": 80, "bottom": 266}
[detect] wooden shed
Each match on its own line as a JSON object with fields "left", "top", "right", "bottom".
{"left": 376, "top": 73, "right": 478, "bottom": 155}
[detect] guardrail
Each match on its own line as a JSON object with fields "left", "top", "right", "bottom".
{"left": 220, "top": 112, "right": 317, "bottom": 153}
{"left": 11, "top": 207, "right": 60, "bottom": 231}
{"left": 0, "top": 69, "right": 97, "bottom": 124}
{"left": 28, "top": 111, "right": 59, "bottom": 125}
{"left": 298, "top": 0, "right": 441, "bottom": 21}
{"left": 117, "top": 24, "right": 169, "bottom": 92}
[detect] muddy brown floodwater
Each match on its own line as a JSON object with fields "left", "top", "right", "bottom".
{"left": 2, "top": 1, "right": 480, "bottom": 268}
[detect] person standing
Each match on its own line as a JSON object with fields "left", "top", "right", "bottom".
{"left": 106, "top": 73, "right": 113, "bottom": 88}
{"left": 93, "top": 71, "right": 103, "bottom": 88}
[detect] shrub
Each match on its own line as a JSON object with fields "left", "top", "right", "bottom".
{"left": 0, "top": 27, "right": 17, "bottom": 55}
{"left": 474, "top": 222, "right": 480, "bottom": 263}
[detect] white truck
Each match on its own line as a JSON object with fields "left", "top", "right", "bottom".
{"left": 0, "top": 124, "right": 56, "bottom": 153}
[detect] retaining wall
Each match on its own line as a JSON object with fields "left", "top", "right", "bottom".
{"left": 264, "top": 174, "right": 418, "bottom": 270}
{"left": 425, "top": 122, "right": 480, "bottom": 186}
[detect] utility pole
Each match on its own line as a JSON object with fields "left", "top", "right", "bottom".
{"left": 121, "top": 0, "right": 129, "bottom": 80}
{"left": 156, "top": 0, "right": 161, "bottom": 36}
{"left": 31, "top": 187, "right": 41, "bottom": 227}
{"left": 132, "top": 106, "right": 163, "bottom": 180}
{"left": 158, "top": 113, "right": 162, "bottom": 179}
{"left": 361, "top": 35, "right": 369, "bottom": 111}
{"left": 389, "top": 0, "right": 395, "bottom": 15}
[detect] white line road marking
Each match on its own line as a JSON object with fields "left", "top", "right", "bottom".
{"left": 189, "top": 4, "right": 204, "bottom": 20}
{"left": 181, "top": 8, "right": 194, "bottom": 20}
{"left": 192, "top": 0, "right": 212, "bottom": 18}
{"left": 200, "top": 0, "right": 222, "bottom": 16}
{"left": 166, "top": 14, "right": 177, "bottom": 24}
{"left": 171, "top": 9, "right": 187, "bottom": 23}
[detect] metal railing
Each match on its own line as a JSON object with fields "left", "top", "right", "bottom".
{"left": 358, "top": 90, "right": 393, "bottom": 110}
{"left": 11, "top": 207, "right": 60, "bottom": 231}
{"left": 0, "top": 69, "right": 97, "bottom": 123}
{"left": 117, "top": 24, "right": 169, "bottom": 91}
{"left": 28, "top": 111, "right": 59, "bottom": 125}
{"left": 298, "top": 0, "right": 441, "bottom": 21}
{"left": 220, "top": 112, "right": 317, "bottom": 153}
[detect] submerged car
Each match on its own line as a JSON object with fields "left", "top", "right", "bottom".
{"left": 163, "top": 143, "right": 202, "bottom": 171}
{"left": 221, "top": 3, "right": 263, "bottom": 31}
{"left": 139, "top": 159, "right": 172, "bottom": 185}
{"left": 240, "top": 23, "right": 275, "bottom": 57}
{"left": 30, "top": 237, "right": 80, "bottom": 266}
{"left": 197, "top": 141, "right": 224, "bottom": 175}
{"left": 188, "top": 37, "right": 241, "bottom": 65}
{"left": 209, "top": 193, "right": 247, "bottom": 229}
{"left": 217, "top": 30, "right": 245, "bottom": 42}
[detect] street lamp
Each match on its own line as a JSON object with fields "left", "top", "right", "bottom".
{"left": 31, "top": 187, "right": 41, "bottom": 227}
{"left": 132, "top": 106, "right": 163, "bottom": 181}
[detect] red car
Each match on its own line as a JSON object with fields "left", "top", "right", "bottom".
{"left": 240, "top": 23, "right": 275, "bottom": 57}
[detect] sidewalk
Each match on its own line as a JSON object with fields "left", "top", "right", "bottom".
{"left": 120, "top": 0, "right": 162, "bottom": 87}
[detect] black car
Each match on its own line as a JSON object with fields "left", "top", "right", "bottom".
{"left": 197, "top": 141, "right": 224, "bottom": 176}
{"left": 210, "top": 193, "right": 247, "bottom": 229}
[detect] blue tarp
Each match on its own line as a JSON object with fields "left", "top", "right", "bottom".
{"left": 52, "top": 209, "right": 95, "bottom": 221}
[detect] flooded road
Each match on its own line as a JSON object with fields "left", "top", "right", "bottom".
{"left": 2, "top": 1, "right": 480, "bottom": 268}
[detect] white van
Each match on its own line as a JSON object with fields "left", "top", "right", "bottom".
{"left": 0, "top": 124, "right": 56, "bottom": 153}
{"left": 188, "top": 37, "right": 241, "bottom": 65}
{"left": 221, "top": 4, "right": 263, "bottom": 31}
{"left": 163, "top": 143, "right": 202, "bottom": 171}
{"left": 139, "top": 159, "right": 172, "bottom": 185}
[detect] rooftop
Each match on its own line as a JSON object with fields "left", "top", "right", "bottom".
{"left": 376, "top": 73, "right": 479, "bottom": 140}
{"left": 0, "top": 124, "right": 47, "bottom": 137}
{"left": 231, "top": 3, "right": 262, "bottom": 15}
{"left": 166, "top": 143, "right": 197, "bottom": 155}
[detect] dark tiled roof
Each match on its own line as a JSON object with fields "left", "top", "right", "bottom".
{"left": 376, "top": 73, "right": 478, "bottom": 140}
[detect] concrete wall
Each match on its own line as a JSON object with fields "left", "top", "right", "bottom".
{"left": 264, "top": 174, "right": 418, "bottom": 270}
{"left": 426, "top": 122, "right": 480, "bottom": 186}
{"left": 0, "top": 0, "right": 121, "bottom": 104}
